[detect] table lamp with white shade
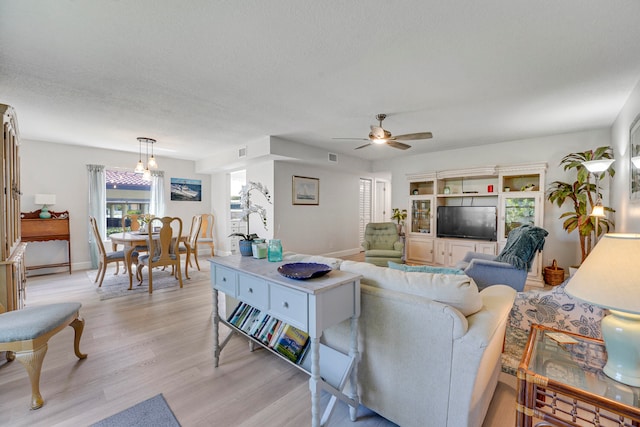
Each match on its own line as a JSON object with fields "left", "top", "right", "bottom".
{"left": 565, "top": 233, "right": 640, "bottom": 386}
{"left": 34, "top": 194, "right": 56, "bottom": 219}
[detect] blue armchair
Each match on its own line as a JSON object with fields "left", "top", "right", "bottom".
{"left": 455, "top": 252, "right": 529, "bottom": 291}
{"left": 455, "top": 224, "right": 548, "bottom": 291}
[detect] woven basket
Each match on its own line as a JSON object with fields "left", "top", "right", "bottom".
{"left": 543, "top": 259, "right": 565, "bottom": 286}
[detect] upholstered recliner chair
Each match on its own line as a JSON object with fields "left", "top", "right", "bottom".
{"left": 455, "top": 224, "right": 548, "bottom": 291}
{"left": 362, "top": 222, "right": 404, "bottom": 266}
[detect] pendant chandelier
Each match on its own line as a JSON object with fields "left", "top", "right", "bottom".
{"left": 134, "top": 137, "right": 158, "bottom": 181}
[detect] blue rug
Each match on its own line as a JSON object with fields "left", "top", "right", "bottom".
{"left": 91, "top": 394, "right": 181, "bottom": 427}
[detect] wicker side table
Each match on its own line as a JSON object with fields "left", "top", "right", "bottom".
{"left": 516, "top": 324, "right": 640, "bottom": 427}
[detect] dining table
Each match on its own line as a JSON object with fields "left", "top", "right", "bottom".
{"left": 109, "top": 231, "right": 189, "bottom": 289}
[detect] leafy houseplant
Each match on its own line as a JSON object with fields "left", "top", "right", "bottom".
{"left": 230, "top": 181, "right": 271, "bottom": 256}
{"left": 228, "top": 233, "right": 259, "bottom": 242}
{"left": 391, "top": 208, "right": 407, "bottom": 234}
{"left": 546, "top": 146, "right": 615, "bottom": 263}
{"left": 227, "top": 233, "right": 260, "bottom": 256}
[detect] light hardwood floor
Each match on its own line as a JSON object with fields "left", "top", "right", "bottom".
{"left": 0, "top": 258, "right": 518, "bottom": 427}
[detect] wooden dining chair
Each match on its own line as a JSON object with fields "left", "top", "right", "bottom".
{"left": 196, "top": 213, "right": 215, "bottom": 257}
{"left": 178, "top": 214, "right": 203, "bottom": 276}
{"left": 122, "top": 214, "right": 141, "bottom": 232}
{"left": 90, "top": 216, "right": 132, "bottom": 286}
{"left": 136, "top": 216, "right": 183, "bottom": 294}
{"left": 120, "top": 214, "right": 149, "bottom": 271}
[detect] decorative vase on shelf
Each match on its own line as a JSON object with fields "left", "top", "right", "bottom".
{"left": 267, "top": 239, "right": 282, "bottom": 262}
{"left": 239, "top": 240, "right": 253, "bottom": 256}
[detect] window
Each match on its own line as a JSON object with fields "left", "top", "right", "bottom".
{"left": 105, "top": 169, "right": 151, "bottom": 235}
{"left": 359, "top": 178, "right": 372, "bottom": 249}
{"left": 230, "top": 170, "right": 246, "bottom": 221}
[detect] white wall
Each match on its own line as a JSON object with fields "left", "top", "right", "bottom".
{"left": 373, "top": 128, "right": 613, "bottom": 271}
{"left": 611, "top": 78, "right": 640, "bottom": 232}
{"left": 273, "top": 161, "right": 360, "bottom": 256}
{"left": 20, "top": 122, "right": 632, "bottom": 275}
{"left": 20, "top": 140, "right": 211, "bottom": 274}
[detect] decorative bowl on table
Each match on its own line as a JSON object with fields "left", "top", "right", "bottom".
{"left": 277, "top": 263, "right": 332, "bottom": 280}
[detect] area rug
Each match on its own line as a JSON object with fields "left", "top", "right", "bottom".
{"left": 87, "top": 267, "right": 209, "bottom": 300}
{"left": 91, "top": 394, "right": 181, "bottom": 427}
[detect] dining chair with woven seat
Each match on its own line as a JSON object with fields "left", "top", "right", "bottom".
{"left": 178, "top": 214, "right": 203, "bottom": 278}
{"left": 136, "top": 216, "right": 183, "bottom": 294}
{"left": 90, "top": 216, "right": 135, "bottom": 287}
{"left": 196, "top": 213, "right": 215, "bottom": 259}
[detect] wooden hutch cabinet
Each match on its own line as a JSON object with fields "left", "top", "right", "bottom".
{"left": 406, "top": 163, "right": 547, "bottom": 286}
{"left": 0, "top": 103, "right": 27, "bottom": 311}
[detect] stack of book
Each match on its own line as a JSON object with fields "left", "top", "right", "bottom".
{"left": 227, "top": 302, "right": 310, "bottom": 364}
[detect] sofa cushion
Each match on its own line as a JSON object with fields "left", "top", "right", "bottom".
{"left": 388, "top": 261, "right": 465, "bottom": 275}
{"left": 340, "top": 260, "right": 482, "bottom": 316}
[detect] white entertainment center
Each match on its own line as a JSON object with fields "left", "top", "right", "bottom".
{"left": 405, "top": 162, "right": 547, "bottom": 285}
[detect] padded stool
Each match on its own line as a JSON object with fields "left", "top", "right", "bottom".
{"left": 0, "top": 302, "right": 87, "bottom": 409}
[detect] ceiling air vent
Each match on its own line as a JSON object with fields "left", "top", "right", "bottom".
{"left": 328, "top": 153, "right": 338, "bottom": 163}
{"left": 238, "top": 146, "right": 247, "bottom": 158}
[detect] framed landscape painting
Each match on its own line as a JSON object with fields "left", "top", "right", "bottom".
{"left": 292, "top": 176, "right": 319, "bottom": 205}
{"left": 170, "top": 178, "right": 202, "bottom": 201}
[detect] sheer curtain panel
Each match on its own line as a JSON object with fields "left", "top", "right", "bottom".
{"left": 149, "top": 170, "right": 165, "bottom": 218}
{"left": 87, "top": 164, "right": 106, "bottom": 269}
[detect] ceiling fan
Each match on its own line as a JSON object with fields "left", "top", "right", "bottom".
{"left": 333, "top": 113, "right": 433, "bottom": 150}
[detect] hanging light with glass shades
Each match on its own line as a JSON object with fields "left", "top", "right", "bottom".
{"left": 134, "top": 137, "right": 158, "bottom": 181}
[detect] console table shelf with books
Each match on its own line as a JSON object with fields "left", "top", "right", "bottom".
{"left": 209, "top": 256, "right": 361, "bottom": 427}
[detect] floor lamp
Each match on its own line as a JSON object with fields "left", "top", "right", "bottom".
{"left": 582, "top": 159, "right": 614, "bottom": 243}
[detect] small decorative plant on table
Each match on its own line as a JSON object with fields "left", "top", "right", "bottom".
{"left": 228, "top": 181, "right": 272, "bottom": 256}
{"left": 391, "top": 208, "right": 407, "bottom": 234}
{"left": 139, "top": 214, "right": 153, "bottom": 232}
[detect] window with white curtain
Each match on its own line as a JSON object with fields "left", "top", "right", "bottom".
{"left": 105, "top": 169, "right": 151, "bottom": 234}
{"left": 359, "top": 178, "right": 372, "bottom": 249}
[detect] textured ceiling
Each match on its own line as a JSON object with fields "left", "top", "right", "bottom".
{"left": 2, "top": 1, "right": 640, "bottom": 162}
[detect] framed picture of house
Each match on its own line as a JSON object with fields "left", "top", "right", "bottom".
{"left": 631, "top": 114, "right": 640, "bottom": 201}
{"left": 292, "top": 176, "right": 319, "bottom": 205}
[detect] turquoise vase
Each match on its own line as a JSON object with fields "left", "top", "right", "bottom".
{"left": 267, "top": 239, "right": 282, "bottom": 262}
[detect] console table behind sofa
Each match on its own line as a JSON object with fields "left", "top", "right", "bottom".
{"left": 20, "top": 210, "right": 71, "bottom": 274}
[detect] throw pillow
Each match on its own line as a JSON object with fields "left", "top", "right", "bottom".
{"left": 340, "top": 260, "right": 482, "bottom": 316}
{"left": 387, "top": 261, "right": 465, "bottom": 275}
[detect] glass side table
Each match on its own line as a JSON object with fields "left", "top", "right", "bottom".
{"left": 516, "top": 324, "right": 640, "bottom": 427}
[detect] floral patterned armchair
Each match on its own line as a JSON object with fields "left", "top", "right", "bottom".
{"left": 502, "top": 278, "right": 607, "bottom": 375}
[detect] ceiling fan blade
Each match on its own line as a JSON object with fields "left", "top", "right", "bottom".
{"left": 355, "top": 143, "right": 372, "bottom": 150}
{"left": 333, "top": 137, "right": 369, "bottom": 141}
{"left": 386, "top": 140, "right": 411, "bottom": 150}
{"left": 393, "top": 132, "right": 433, "bottom": 141}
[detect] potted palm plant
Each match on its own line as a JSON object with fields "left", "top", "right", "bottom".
{"left": 546, "top": 146, "right": 615, "bottom": 264}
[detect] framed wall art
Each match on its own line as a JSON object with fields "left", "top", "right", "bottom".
{"left": 170, "top": 177, "right": 202, "bottom": 201}
{"left": 630, "top": 114, "right": 640, "bottom": 201}
{"left": 292, "top": 176, "right": 319, "bottom": 205}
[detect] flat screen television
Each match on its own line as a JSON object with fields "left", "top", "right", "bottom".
{"left": 436, "top": 206, "right": 497, "bottom": 241}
